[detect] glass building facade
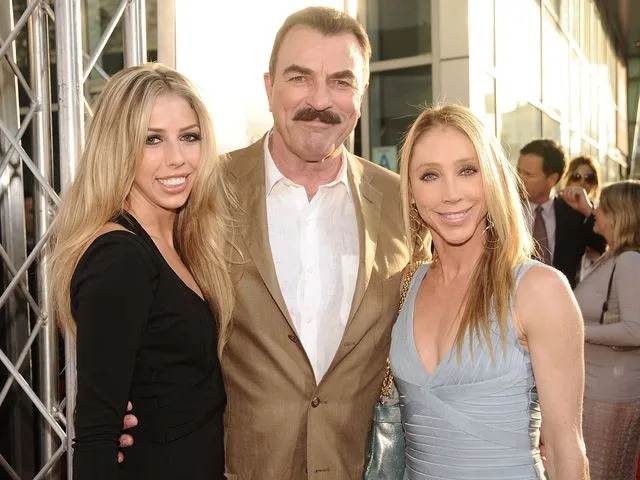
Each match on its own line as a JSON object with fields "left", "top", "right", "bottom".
{"left": 359, "top": 0, "right": 631, "bottom": 181}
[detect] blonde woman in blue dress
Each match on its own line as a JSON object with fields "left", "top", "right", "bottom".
{"left": 390, "top": 104, "right": 589, "bottom": 479}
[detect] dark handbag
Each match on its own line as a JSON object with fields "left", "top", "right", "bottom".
{"left": 364, "top": 263, "right": 421, "bottom": 480}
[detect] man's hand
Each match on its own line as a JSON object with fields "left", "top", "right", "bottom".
{"left": 117, "top": 402, "right": 137, "bottom": 464}
{"left": 558, "top": 186, "right": 593, "bottom": 217}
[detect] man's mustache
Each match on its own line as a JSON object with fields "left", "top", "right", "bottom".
{"left": 293, "top": 108, "right": 341, "bottom": 125}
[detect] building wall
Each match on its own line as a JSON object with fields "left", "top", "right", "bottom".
{"left": 360, "top": 0, "right": 628, "bottom": 182}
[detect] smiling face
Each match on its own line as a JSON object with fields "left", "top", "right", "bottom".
{"left": 264, "top": 25, "right": 368, "bottom": 163}
{"left": 409, "top": 126, "right": 487, "bottom": 247}
{"left": 127, "top": 94, "right": 201, "bottom": 216}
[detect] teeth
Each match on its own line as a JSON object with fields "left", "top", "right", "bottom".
{"left": 443, "top": 212, "right": 467, "bottom": 220}
{"left": 158, "top": 176, "right": 186, "bottom": 187}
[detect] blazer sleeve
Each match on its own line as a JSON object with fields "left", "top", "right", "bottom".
{"left": 582, "top": 214, "right": 607, "bottom": 253}
{"left": 71, "top": 233, "right": 156, "bottom": 480}
{"left": 585, "top": 251, "right": 640, "bottom": 346}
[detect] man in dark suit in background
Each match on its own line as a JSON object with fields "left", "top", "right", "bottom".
{"left": 517, "top": 139, "right": 605, "bottom": 288}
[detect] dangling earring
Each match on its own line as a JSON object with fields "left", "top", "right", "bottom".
{"left": 483, "top": 213, "right": 498, "bottom": 250}
{"left": 483, "top": 213, "right": 494, "bottom": 233}
{"left": 409, "top": 203, "right": 424, "bottom": 234}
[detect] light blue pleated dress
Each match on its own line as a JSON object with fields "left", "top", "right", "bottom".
{"left": 390, "top": 261, "right": 545, "bottom": 480}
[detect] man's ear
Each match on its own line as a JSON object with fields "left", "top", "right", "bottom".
{"left": 548, "top": 171, "right": 561, "bottom": 187}
{"left": 264, "top": 73, "right": 273, "bottom": 112}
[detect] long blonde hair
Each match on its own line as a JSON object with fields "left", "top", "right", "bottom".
{"left": 48, "top": 63, "right": 235, "bottom": 356}
{"left": 399, "top": 104, "right": 533, "bottom": 356}
{"left": 599, "top": 180, "right": 640, "bottom": 256}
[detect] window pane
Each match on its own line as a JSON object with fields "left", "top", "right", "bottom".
{"left": 570, "top": 0, "right": 580, "bottom": 42}
{"left": 470, "top": 72, "right": 496, "bottom": 135}
{"left": 500, "top": 103, "right": 542, "bottom": 163}
{"left": 570, "top": 51, "right": 581, "bottom": 130}
{"left": 369, "top": 66, "right": 432, "bottom": 171}
{"left": 542, "top": 114, "right": 561, "bottom": 141}
{"left": 542, "top": 10, "right": 569, "bottom": 119}
{"left": 366, "top": 0, "right": 431, "bottom": 61}
{"left": 495, "top": 0, "right": 541, "bottom": 102}
{"left": 469, "top": 0, "right": 495, "bottom": 68}
{"left": 581, "top": 62, "right": 591, "bottom": 136}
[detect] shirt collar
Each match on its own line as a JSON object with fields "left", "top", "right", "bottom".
{"left": 529, "top": 196, "right": 554, "bottom": 214}
{"left": 263, "top": 130, "right": 351, "bottom": 197}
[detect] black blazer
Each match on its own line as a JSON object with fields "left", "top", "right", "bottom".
{"left": 552, "top": 197, "right": 606, "bottom": 289}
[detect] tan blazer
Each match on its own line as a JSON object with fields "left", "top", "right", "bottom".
{"left": 222, "top": 138, "right": 408, "bottom": 480}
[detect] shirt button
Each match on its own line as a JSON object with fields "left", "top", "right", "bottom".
{"left": 311, "top": 397, "right": 321, "bottom": 408}
{"left": 288, "top": 333, "right": 298, "bottom": 343}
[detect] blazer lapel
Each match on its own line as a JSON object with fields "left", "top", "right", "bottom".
{"left": 230, "top": 138, "right": 295, "bottom": 330}
{"left": 346, "top": 153, "right": 383, "bottom": 326}
{"left": 552, "top": 197, "right": 565, "bottom": 266}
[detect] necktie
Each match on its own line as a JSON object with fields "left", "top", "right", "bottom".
{"left": 532, "top": 205, "right": 551, "bottom": 264}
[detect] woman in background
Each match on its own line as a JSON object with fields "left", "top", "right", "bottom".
{"left": 562, "top": 155, "right": 602, "bottom": 281}
{"left": 563, "top": 155, "right": 600, "bottom": 201}
{"left": 391, "top": 104, "right": 588, "bottom": 479}
{"left": 48, "top": 64, "right": 234, "bottom": 479}
{"left": 573, "top": 180, "right": 640, "bottom": 480}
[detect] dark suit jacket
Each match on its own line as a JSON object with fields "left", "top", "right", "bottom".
{"left": 221, "top": 138, "right": 409, "bottom": 479}
{"left": 552, "top": 197, "right": 606, "bottom": 289}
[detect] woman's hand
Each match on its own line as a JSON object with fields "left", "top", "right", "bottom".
{"left": 117, "top": 401, "right": 137, "bottom": 463}
{"left": 557, "top": 186, "right": 593, "bottom": 217}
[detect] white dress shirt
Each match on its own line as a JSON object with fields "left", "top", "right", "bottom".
{"left": 264, "top": 137, "right": 360, "bottom": 382}
{"left": 527, "top": 197, "right": 556, "bottom": 260}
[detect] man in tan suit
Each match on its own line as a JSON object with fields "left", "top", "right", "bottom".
{"left": 221, "top": 7, "right": 408, "bottom": 479}
{"left": 120, "top": 7, "right": 408, "bottom": 479}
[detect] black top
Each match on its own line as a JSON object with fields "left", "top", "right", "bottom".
{"left": 71, "top": 213, "right": 225, "bottom": 479}
{"left": 552, "top": 197, "right": 606, "bottom": 289}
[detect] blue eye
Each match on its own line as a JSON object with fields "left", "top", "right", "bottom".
{"left": 181, "top": 132, "right": 201, "bottom": 143}
{"left": 421, "top": 172, "right": 438, "bottom": 182}
{"left": 145, "top": 135, "right": 161, "bottom": 145}
{"left": 460, "top": 166, "right": 478, "bottom": 176}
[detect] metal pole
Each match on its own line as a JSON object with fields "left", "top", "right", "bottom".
{"left": 0, "top": 0, "right": 35, "bottom": 476}
{"left": 54, "top": 2, "right": 84, "bottom": 473}
{"left": 83, "top": 0, "right": 128, "bottom": 82}
{"left": 124, "top": 0, "right": 147, "bottom": 67}
{"left": 55, "top": 0, "right": 85, "bottom": 190}
{"left": 28, "top": 1, "right": 58, "bottom": 477}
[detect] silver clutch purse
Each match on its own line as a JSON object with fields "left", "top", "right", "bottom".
{"left": 364, "top": 376, "right": 405, "bottom": 480}
{"left": 364, "top": 263, "right": 422, "bottom": 480}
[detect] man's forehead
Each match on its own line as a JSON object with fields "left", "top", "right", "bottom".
{"left": 275, "top": 26, "right": 367, "bottom": 76}
{"left": 518, "top": 153, "right": 543, "bottom": 169}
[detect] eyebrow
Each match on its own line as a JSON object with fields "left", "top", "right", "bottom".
{"left": 414, "top": 157, "right": 477, "bottom": 168}
{"left": 282, "top": 65, "right": 358, "bottom": 83}
{"left": 282, "top": 64, "right": 314, "bottom": 76}
{"left": 329, "top": 70, "right": 357, "bottom": 83}
{"left": 147, "top": 124, "right": 200, "bottom": 133}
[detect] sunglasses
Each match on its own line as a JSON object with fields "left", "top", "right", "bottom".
{"left": 569, "top": 172, "right": 597, "bottom": 185}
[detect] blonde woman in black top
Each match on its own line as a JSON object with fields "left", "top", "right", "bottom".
{"left": 48, "top": 64, "right": 234, "bottom": 479}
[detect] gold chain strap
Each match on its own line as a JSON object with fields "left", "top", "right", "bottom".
{"left": 379, "top": 262, "right": 422, "bottom": 401}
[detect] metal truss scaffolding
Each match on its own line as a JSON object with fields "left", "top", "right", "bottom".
{"left": 0, "top": 1, "right": 146, "bottom": 478}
